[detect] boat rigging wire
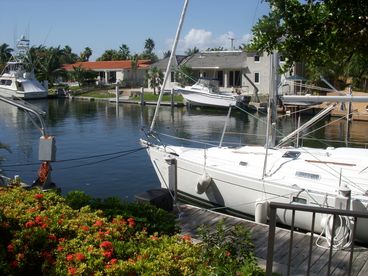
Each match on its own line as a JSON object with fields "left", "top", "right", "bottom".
{"left": 1, "top": 147, "right": 145, "bottom": 168}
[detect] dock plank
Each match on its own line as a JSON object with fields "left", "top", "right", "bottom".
{"left": 176, "top": 203, "right": 368, "bottom": 275}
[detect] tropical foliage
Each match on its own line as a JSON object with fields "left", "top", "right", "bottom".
{"left": 0, "top": 187, "right": 262, "bottom": 275}
{"left": 251, "top": 0, "right": 368, "bottom": 89}
{"left": 145, "top": 66, "right": 164, "bottom": 95}
{"left": 175, "top": 64, "right": 196, "bottom": 87}
{"left": 0, "top": 43, "right": 13, "bottom": 72}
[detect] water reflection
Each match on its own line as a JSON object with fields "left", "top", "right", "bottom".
{"left": 0, "top": 99, "right": 367, "bottom": 200}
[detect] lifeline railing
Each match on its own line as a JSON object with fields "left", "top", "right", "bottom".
{"left": 266, "top": 202, "right": 368, "bottom": 276}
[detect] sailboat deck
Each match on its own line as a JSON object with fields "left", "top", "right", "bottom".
{"left": 177, "top": 203, "right": 368, "bottom": 275}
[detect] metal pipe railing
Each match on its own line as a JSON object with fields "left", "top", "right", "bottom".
{"left": 266, "top": 202, "right": 368, "bottom": 276}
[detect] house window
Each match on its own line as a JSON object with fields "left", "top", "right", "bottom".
{"left": 254, "top": 72, "right": 260, "bottom": 84}
{"left": 280, "top": 55, "right": 285, "bottom": 62}
{"left": 217, "top": 71, "right": 224, "bottom": 86}
{"left": 254, "top": 55, "right": 260, "bottom": 62}
{"left": 229, "top": 70, "right": 241, "bottom": 87}
{"left": 170, "top": 71, "right": 175, "bottom": 82}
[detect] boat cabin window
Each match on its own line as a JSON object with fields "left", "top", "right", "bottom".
{"left": 292, "top": 196, "right": 307, "bottom": 204}
{"left": 295, "top": 171, "right": 320, "bottom": 180}
{"left": 239, "top": 161, "right": 248, "bottom": 166}
{"left": 1, "top": 79, "right": 12, "bottom": 86}
{"left": 282, "top": 151, "right": 301, "bottom": 159}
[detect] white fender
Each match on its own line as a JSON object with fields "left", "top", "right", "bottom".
{"left": 196, "top": 173, "right": 212, "bottom": 194}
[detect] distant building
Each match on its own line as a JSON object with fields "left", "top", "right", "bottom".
{"left": 150, "top": 50, "right": 301, "bottom": 99}
{"left": 63, "top": 60, "right": 151, "bottom": 86}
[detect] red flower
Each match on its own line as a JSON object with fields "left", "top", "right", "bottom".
{"left": 150, "top": 235, "right": 158, "bottom": 241}
{"left": 93, "top": 220, "right": 103, "bottom": 227}
{"left": 100, "top": 241, "right": 113, "bottom": 249}
{"left": 103, "top": 250, "right": 113, "bottom": 259}
{"left": 10, "top": 260, "right": 19, "bottom": 268}
{"left": 75, "top": 252, "right": 86, "bottom": 262}
{"left": 226, "top": 251, "right": 231, "bottom": 257}
{"left": 25, "top": 221, "right": 35, "bottom": 228}
{"left": 35, "top": 215, "right": 43, "bottom": 224}
{"left": 68, "top": 267, "right": 77, "bottom": 276}
{"left": 66, "top": 254, "right": 74, "bottom": 261}
{"left": 57, "top": 246, "right": 64, "bottom": 252}
{"left": 48, "top": 234, "right": 57, "bottom": 241}
{"left": 59, "top": 238, "right": 66, "bottom": 243}
{"left": 7, "top": 244, "right": 14, "bottom": 253}
{"left": 80, "top": 225, "right": 89, "bottom": 232}
{"left": 110, "top": 258, "right": 118, "bottom": 264}
{"left": 34, "top": 193, "right": 44, "bottom": 199}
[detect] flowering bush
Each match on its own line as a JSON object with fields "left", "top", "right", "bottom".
{"left": 0, "top": 187, "right": 262, "bottom": 275}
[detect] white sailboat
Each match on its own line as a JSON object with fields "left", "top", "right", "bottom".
{"left": 141, "top": 0, "right": 368, "bottom": 244}
{"left": 0, "top": 35, "right": 48, "bottom": 100}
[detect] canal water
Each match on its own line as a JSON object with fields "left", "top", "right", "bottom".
{"left": 1, "top": 99, "right": 367, "bottom": 200}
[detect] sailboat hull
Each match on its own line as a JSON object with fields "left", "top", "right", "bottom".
{"left": 143, "top": 140, "right": 368, "bottom": 243}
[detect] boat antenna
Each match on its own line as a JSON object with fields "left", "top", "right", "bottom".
{"left": 149, "top": 0, "right": 189, "bottom": 132}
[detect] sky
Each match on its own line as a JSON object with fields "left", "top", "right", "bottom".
{"left": 0, "top": 0, "right": 270, "bottom": 61}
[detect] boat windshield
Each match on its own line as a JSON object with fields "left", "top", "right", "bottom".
{"left": 197, "top": 78, "right": 220, "bottom": 93}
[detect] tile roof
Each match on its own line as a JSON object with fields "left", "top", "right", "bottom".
{"left": 184, "top": 51, "right": 248, "bottom": 69}
{"left": 63, "top": 60, "right": 151, "bottom": 71}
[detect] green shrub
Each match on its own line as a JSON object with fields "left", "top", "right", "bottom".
{"left": 65, "top": 190, "right": 178, "bottom": 235}
{"left": 0, "top": 187, "right": 263, "bottom": 275}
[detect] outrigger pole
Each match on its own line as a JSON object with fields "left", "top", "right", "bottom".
{"left": 149, "top": 0, "right": 189, "bottom": 132}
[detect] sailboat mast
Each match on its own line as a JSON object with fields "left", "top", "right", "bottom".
{"left": 149, "top": 0, "right": 189, "bottom": 132}
{"left": 267, "top": 52, "right": 278, "bottom": 147}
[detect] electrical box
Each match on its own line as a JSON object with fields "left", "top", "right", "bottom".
{"left": 39, "top": 136, "right": 56, "bottom": 161}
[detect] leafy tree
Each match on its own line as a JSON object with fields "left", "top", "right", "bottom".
{"left": 163, "top": 50, "right": 171, "bottom": 59}
{"left": 175, "top": 64, "right": 195, "bottom": 87}
{"left": 206, "top": 46, "right": 225, "bottom": 51}
{"left": 69, "top": 65, "right": 98, "bottom": 87}
{"left": 145, "top": 66, "right": 163, "bottom": 95}
{"left": 80, "top": 47, "right": 92, "bottom": 62}
{"left": 140, "top": 38, "right": 158, "bottom": 62}
{"left": 185, "top": 47, "right": 199, "bottom": 56}
{"left": 59, "top": 45, "right": 79, "bottom": 64}
{"left": 0, "top": 43, "right": 13, "bottom": 72}
{"left": 29, "top": 46, "right": 66, "bottom": 87}
{"left": 144, "top": 38, "right": 155, "bottom": 53}
{"left": 119, "top": 44, "right": 131, "bottom": 60}
{"left": 251, "top": 0, "right": 368, "bottom": 88}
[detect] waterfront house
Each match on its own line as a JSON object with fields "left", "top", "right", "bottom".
{"left": 150, "top": 50, "right": 302, "bottom": 99}
{"left": 63, "top": 60, "right": 151, "bottom": 87}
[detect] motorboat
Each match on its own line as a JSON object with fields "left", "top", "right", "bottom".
{"left": 175, "top": 78, "right": 251, "bottom": 108}
{"left": 0, "top": 36, "right": 48, "bottom": 100}
{"left": 141, "top": 0, "right": 368, "bottom": 245}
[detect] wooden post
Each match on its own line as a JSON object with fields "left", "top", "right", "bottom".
{"left": 140, "top": 87, "right": 145, "bottom": 105}
{"left": 115, "top": 86, "right": 119, "bottom": 104}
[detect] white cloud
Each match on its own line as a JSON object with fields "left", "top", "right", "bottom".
{"left": 164, "top": 28, "right": 254, "bottom": 54}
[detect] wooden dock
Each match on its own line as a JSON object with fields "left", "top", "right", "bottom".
{"left": 176, "top": 203, "right": 368, "bottom": 276}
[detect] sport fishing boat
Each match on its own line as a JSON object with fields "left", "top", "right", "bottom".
{"left": 176, "top": 78, "right": 251, "bottom": 108}
{"left": 141, "top": 0, "right": 368, "bottom": 245}
{"left": 0, "top": 36, "right": 48, "bottom": 99}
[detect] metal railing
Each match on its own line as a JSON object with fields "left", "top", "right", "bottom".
{"left": 266, "top": 202, "right": 368, "bottom": 276}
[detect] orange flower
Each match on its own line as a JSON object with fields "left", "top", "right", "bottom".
{"left": 66, "top": 254, "right": 74, "bottom": 261}
{"left": 25, "top": 221, "right": 35, "bottom": 228}
{"left": 93, "top": 220, "right": 103, "bottom": 227}
{"left": 34, "top": 193, "right": 44, "bottom": 199}
{"left": 75, "top": 253, "right": 86, "bottom": 262}
{"left": 182, "top": 234, "right": 191, "bottom": 242}
{"left": 80, "top": 225, "right": 89, "bottom": 232}
{"left": 100, "top": 241, "right": 113, "bottom": 249}
{"left": 68, "top": 267, "right": 77, "bottom": 276}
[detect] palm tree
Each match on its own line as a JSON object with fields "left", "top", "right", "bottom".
{"left": 185, "top": 47, "right": 199, "bottom": 56}
{"left": 163, "top": 50, "right": 171, "bottom": 59}
{"left": 0, "top": 43, "right": 13, "bottom": 62}
{"left": 0, "top": 43, "right": 13, "bottom": 71}
{"left": 146, "top": 67, "right": 163, "bottom": 95}
{"left": 144, "top": 38, "right": 155, "bottom": 53}
{"left": 80, "top": 47, "right": 92, "bottom": 62}
{"left": 119, "top": 44, "right": 130, "bottom": 60}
